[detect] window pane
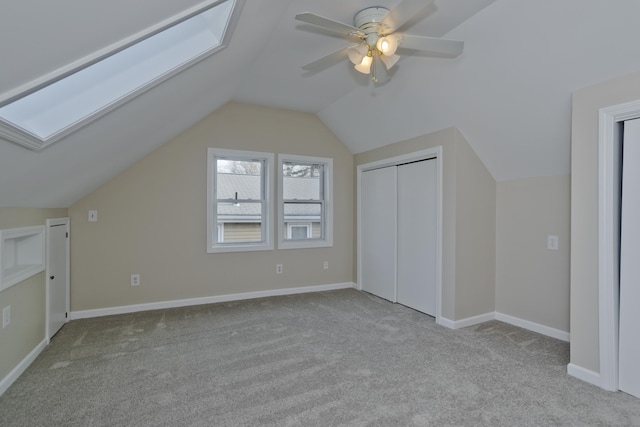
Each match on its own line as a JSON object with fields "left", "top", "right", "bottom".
{"left": 217, "top": 202, "right": 263, "bottom": 243}
{"left": 218, "top": 223, "right": 262, "bottom": 243}
{"left": 216, "top": 159, "right": 262, "bottom": 200}
{"left": 290, "top": 226, "right": 309, "bottom": 240}
{"left": 284, "top": 202, "right": 322, "bottom": 241}
{"left": 284, "top": 202, "right": 321, "bottom": 217}
{"left": 282, "top": 162, "right": 322, "bottom": 200}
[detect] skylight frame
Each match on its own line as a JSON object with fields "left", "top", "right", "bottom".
{"left": 0, "top": 0, "right": 244, "bottom": 151}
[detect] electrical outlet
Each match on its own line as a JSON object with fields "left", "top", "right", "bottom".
{"left": 547, "top": 235, "right": 559, "bottom": 251}
{"left": 88, "top": 210, "right": 98, "bottom": 222}
{"left": 2, "top": 306, "right": 10, "bottom": 328}
{"left": 323, "top": 261, "right": 329, "bottom": 270}
{"left": 131, "top": 274, "right": 141, "bottom": 287}
{"left": 276, "top": 264, "right": 283, "bottom": 274}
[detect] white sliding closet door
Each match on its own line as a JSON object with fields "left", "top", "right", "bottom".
{"left": 397, "top": 159, "right": 437, "bottom": 316}
{"left": 619, "top": 118, "right": 640, "bottom": 398}
{"left": 361, "top": 166, "right": 397, "bottom": 302}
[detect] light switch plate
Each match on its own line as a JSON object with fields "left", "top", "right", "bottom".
{"left": 88, "top": 210, "right": 98, "bottom": 222}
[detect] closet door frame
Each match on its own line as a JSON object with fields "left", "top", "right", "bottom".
{"left": 357, "top": 147, "right": 442, "bottom": 323}
{"left": 598, "top": 99, "right": 640, "bottom": 391}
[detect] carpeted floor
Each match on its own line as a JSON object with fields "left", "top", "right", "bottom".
{"left": 1, "top": 288, "right": 639, "bottom": 426}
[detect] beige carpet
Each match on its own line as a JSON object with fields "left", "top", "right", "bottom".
{"left": 1, "top": 288, "right": 639, "bottom": 426}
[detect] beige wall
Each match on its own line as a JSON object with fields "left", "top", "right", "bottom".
{"left": 571, "top": 70, "right": 640, "bottom": 372}
{"left": 496, "top": 175, "right": 570, "bottom": 332}
{"left": 354, "top": 127, "right": 496, "bottom": 321}
{"left": 69, "top": 102, "right": 353, "bottom": 311}
{"left": 0, "top": 207, "right": 67, "bottom": 382}
{"left": 454, "top": 130, "right": 496, "bottom": 319}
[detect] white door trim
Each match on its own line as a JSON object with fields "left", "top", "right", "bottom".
{"left": 46, "top": 217, "right": 70, "bottom": 343}
{"left": 598, "top": 99, "right": 640, "bottom": 391}
{"left": 356, "top": 147, "right": 443, "bottom": 323}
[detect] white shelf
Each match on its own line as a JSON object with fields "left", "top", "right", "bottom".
{"left": 1, "top": 225, "right": 45, "bottom": 291}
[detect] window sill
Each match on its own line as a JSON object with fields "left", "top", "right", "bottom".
{"left": 208, "top": 242, "right": 274, "bottom": 254}
{"left": 278, "top": 240, "right": 333, "bottom": 250}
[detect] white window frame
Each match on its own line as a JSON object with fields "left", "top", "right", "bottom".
{"left": 207, "top": 148, "right": 274, "bottom": 253}
{"left": 278, "top": 154, "right": 333, "bottom": 249}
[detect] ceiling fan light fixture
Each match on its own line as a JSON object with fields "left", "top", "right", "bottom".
{"left": 295, "top": 2, "right": 464, "bottom": 84}
{"left": 354, "top": 52, "right": 373, "bottom": 74}
{"left": 376, "top": 35, "right": 399, "bottom": 56}
{"left": 347, "top": 44, "right": 369, "bottom": 65}
{"left": 380, "top": 53, "right": 400, "bottom": 70}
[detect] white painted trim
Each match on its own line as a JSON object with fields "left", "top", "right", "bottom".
{"left": 356, "top": 147, "right": 443, "bottom": 322}
{"left": 435, "top": 147, "right": 443, "bottom": 323}
{"left": 277, "top": 154, "right": 333, "bottom": 250}
{"left": 70, "top": 282, "right": 356, "bottom": 320}
{"left": 437, "top": 317, "right": 455, "bottom": 329}
{"left": 207, "top": 148, "right": 275, "bottom": 253}
{"left": 598, "top": 99, "right": 640, "bottom": 391}
{"left": 0, "top": 225, "right": 45, "bottom": 291}
{"left": 438, "top": 312, "right": 495, "bottom": 330}
{"left": 438, "top": 311, "right": 570, "bottom": 342}
{"left": 495, "top": 312, "right": 569, "bottom": 342}
{"left": 567, "top": 363, "right": 601, "bottom": 388}
{"left": 46, "top": 218, "right": 70, "bottom": 344}
{"left": 0, "top": 338, "right": 47, "bottom": 397}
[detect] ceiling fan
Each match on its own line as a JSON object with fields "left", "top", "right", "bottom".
{"left": 295, "top": 0, "right": 464, "bottom": 83}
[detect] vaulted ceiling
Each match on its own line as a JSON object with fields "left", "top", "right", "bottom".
{"left": 2, "top": 0, "right": 640, "bottom": 207}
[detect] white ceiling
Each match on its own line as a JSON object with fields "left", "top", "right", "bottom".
{"left": 2, "top": 0, "right": 640, "bottom": 207}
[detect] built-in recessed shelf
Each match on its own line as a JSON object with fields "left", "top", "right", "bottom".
{"left": 0, "top": 225, "right": 45, "bottom": 291}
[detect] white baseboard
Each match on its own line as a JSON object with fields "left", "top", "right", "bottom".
{"left": 567, "top": 363, "right": 601, "bottom": 387}
{"left": 436, "top": 317, "right": 455, "bottom": 329}
{"left": 70, "top": 282, "right": 356, "bottom": 320}
{"left": 0, "top": 338, "right": 47, "bottom": 397}
{"left": 438, "top": 311, "right": 570, "bottom": 342}
{"left": 438, "top": 312, "right": 495, "bottom": 330}
{"left": 495, "top": 312, "right": 570, "bottom": 342}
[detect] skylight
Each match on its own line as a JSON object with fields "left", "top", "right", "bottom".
{"left": 0, "top": 0, "right": 241, "bottom": 150}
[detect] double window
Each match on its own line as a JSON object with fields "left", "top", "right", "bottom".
{"left": 207, "top": 149, "right": 332, "bottom": 253}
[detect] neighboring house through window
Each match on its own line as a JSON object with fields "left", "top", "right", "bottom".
{"left": 278, "top": 154, "right": 333, "bottom": 249}
{"left": 207, "top": 148, "right": 274, "bottom": 253}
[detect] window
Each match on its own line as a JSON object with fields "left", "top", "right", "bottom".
{"left": 207, "top": 148, "right": 274, "bottom": 253}
{"left": 0, "top": 0, "right": 242, "bottom": 150}
{"left": 278, "top": 155, "right": 333, "bottom": 249}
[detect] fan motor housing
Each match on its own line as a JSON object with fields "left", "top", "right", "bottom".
{"left": 354, "top": 6, "right": 389, "bottom": 47}
{"left": 354, "top": 7, "right": 389, "bottom": 30}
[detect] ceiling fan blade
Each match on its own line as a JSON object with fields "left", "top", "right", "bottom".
{"left": 380, "top": 0, "right": 436, "bottom": 33}
{"left": 399, "top": 35, "right": 464, "bottom": 57}
{"left": 302, "top": 44, "right": 359, "bottom": 71}
{"left": 295, "top": 12, "right": 364, "bottom": 38}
